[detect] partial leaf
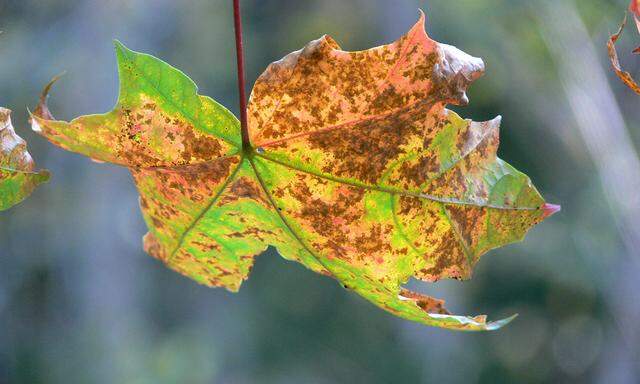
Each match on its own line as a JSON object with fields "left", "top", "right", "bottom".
{"left": 630, "top": 0, "right": 640, "bottom": 36}
{"left": 630, "top": 0, "right": 640, "bottom": 54}
{"left": 608, "top": 6, "right": 640, "bottom": 94}
{"left": 32, "top": 12, "right": 558, "bottom": 331}
{"left": 1, "top": 108, "right": 49, "bottom": 211}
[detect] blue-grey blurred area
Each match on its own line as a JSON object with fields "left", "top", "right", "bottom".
{"left": 1, "top": 0, "right": 639, "bottom": 382}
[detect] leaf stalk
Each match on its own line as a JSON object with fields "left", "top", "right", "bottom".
{"left": 233, "top": 0, "right": 251, "bottom": 151}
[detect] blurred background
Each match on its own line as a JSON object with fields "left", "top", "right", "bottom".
{"left": 1, "top": 0, "right": 639, "bottom": 382}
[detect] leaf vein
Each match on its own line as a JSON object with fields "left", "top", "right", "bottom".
{"left": 257, "top": 153, "right": 538, "bottom": 211}
{"left": 166, "top": 156, "right": 244, "bottom": 263}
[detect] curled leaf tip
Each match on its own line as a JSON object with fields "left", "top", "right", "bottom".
{"left": 608, "top": 11, "right": 640, "bottom": 94}
{"left": 435, "top": 43, "right": 485, "bottom": 105}
{"left": 485, "top": 313, "right": 519, "bottom": 331}
{"left": 34, "top": 73, "right": 65, "bottom": 121}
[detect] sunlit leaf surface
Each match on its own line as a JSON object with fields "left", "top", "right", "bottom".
{"left": 32, "top": 12, "right": 557, "bottom": 330}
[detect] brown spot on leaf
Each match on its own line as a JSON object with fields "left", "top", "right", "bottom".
{"left": 399, "top": 288, "right": 450, "bottom": 315}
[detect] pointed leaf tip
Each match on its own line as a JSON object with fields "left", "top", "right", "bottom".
{"left": 541, "top": 203, "right": 561, "bottom": 219}
{"left": 485, "top": 314, "right": 519, "bottom": 331}
{"left": 113, "top": 40, "right": 135, "bottom": 61}
{"left": 417, "top": 9, "right": 426, "bottom": 26}
{"left": 32, "top": 73, "right": 65, "bottom": 123}
{"left": 409, "top": 9, "right": 429, "bottom": 40}
{"left": 113, "top": 39, "right": 126, "bottom": 50}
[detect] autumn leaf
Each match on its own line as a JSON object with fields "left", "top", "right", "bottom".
{"left": 608, "top": 3, "right": 640, "bottom": 94}
{"left": 630, "top": 0, "right": 640, "bottom": 36}
{"left": 0, "top": 108, "right": 49, "bottom": 211}
{"left": 32, "top": 12, "right": 558, "bottom": 331}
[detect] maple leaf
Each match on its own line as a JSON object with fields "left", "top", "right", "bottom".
{"left": 0, "top": 108, "right": 49, "bottom": 211}
{"left": 32, "top": 12, "right": 558, "bottom": 331}
{"left": 608, "top": 2, "right": 640, "bottom": 94}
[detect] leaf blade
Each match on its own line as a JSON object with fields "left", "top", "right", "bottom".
{"left": 33, "top": 12, "right": 557, "bottom": 330}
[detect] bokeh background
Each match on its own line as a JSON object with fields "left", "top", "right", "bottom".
{"left": 1, "top": 0, "right": 639, "bottom": 383}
